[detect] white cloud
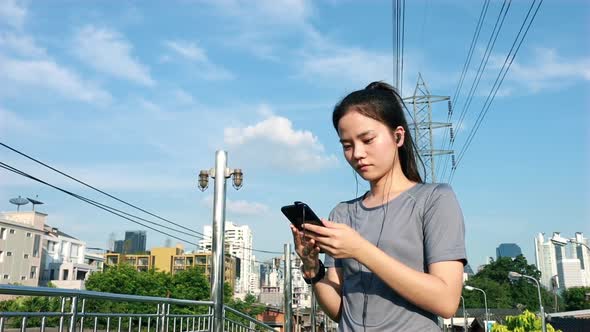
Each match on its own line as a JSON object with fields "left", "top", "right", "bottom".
{"left": 164, "top": 39, "right": 234, "bottom": 81}
{"left": 203, "top": 0, "right": 314, "bottom": 61}
{"left": 224, "top": 111, "right": 338, "bottom": 171}
{"left": 0, "top": 0, "right": 26, "bottom": 29}
{"left": 0, "top": 54, "right": 112, "bottom": 103}
{"left": 299, "top": 47, "right": 392, "bottom": 86}
{"left": 164, "top": 40, "right": 207, "bottom": 62}
{"left": 209, "top": 0, "right": 312, "bottom": 26}
{"left": 201, "top": 196, "right": 269, "bottom": 216}
{"left": 489, "top": 48, "right": 590, "bottom": 94}
{"left": 73, "top": 25, "right": 155, "bottom": 86}
{"left": 0, "top": 33, "right": 46, "bottom": 58}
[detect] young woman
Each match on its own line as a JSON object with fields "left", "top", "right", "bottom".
{"left": 290, "top": 82, "right": 467, "bottom": 331}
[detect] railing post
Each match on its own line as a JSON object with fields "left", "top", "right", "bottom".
{"left": 155, "top": 304, "right": 160, "bottom": 332}
{"left": 79, "top": 299, "right": 86, "bottom": 332}
{"left": 68, "top": 296, "right": 79, "bottom": 332}
{"left": 165, "top": 304, "right": 170, "bottom": 332}
{"left": 59, "top": 297, "right": 66, "bottom": 332}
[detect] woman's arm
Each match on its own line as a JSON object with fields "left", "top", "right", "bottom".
{"left": 291, "top": 224, "right": 343, "bottom": 322}
{"left": 356, "top": 242, "right": 463, "bottom": 318}
{"left": 305, "top": 221, "right": 464, "bottom": 318}
{"left": 310, "top": 267, "right": 343, "bottom": 321}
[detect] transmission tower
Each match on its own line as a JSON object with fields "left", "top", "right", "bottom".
{"left": 403, "top": 73, "right": 453, "bottom": 183}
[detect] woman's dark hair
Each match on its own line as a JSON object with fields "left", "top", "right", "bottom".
{"left": 332, "top": 81, "right": 424, "bottom": 183}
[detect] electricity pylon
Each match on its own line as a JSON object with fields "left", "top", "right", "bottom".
{"left": 403, "top": 73, "right": 453, "bottom": 183}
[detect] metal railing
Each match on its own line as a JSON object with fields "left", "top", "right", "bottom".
{"left": 0, "top": 285, "right": 275, "bottom": 332}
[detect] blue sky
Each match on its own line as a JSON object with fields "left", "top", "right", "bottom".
{"left": 0, "top": 0, "right": 588, "bottom": 269}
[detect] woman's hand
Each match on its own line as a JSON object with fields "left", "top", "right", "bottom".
{"left": 290, "top": 224, "right": 321, "bottom": 278}
{"left": 303, "top": 219, "right": 368, "bottom": 259}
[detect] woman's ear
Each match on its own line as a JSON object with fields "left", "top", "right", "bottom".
{"left": 394, "top": 126, "right": 405, "bottom": 147}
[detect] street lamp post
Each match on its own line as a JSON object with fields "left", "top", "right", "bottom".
{"left": 461, "top": 295, "right": 467, "bottom": 332}
{"left": 464, "top": 285, "right": 489, "bottom": 332}
{"left": 198, "top": 151, "right": 243, "bottom": 332}
{"left": 508, "top": 271, "right": 546, "bottom": 332}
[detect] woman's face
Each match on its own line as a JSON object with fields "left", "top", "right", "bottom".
{"left": 337, "top": 110, "right": 399, "bottom": 182}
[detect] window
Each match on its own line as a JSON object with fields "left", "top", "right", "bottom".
{"left": 9, "top": 229, "right": 15, "bottom": 234}
{"left": 30, "top": 266, "right": 37, "bottom": 279}
{"left": 0, "top": 250, "right": 3, "bottom": 262}
{"left": 26, "top": 232, "right": 32, "bottom": 237}
{"left": 47, "top": 241, "right": 57, "bottom": 253}
{"left": 33, "top": 235, "right": 41, "bottom": 257}
{"left": 61, "top": 242, "right": 68, "bottom": 256}
{"left": 0, "top": 227, "right": 6, "bottom": 239}
{"left": 6, "top": 251, "right": 12, "bottom": 257}
{"left": 24, "top": 253, "right": 29, "bottom": 259}
{"left": 2, "top": 274, "right": 8, "bottom": 280}
{"left": 70, "top": 244, "right": 80, "bottom": 258}
{"left": 20, "top": 276, "right": 26, "bottom": 281}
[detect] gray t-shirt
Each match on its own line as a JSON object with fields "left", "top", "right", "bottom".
{"left": 324, "top": 183, "right": 466, "bottom": 331}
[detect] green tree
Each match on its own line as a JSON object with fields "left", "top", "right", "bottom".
{"left": 169, "top": 266, "right": 210, "bottom": 301}
{"left": 490, "top": 310, "right": 561, "bottom": 332}
{"left": 562, "top": 286, "right": 590, "bottom": 310}
{"left": 464, "top": 256, "right": 556, "bottom": 311}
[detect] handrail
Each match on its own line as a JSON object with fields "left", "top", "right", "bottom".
{"left": 0, "top": 284, "right": 213, "bottom": 306}
{"left": 224, "top": 306, "right": 275, "bottom": 330}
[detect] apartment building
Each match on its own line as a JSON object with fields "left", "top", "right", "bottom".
{"left": 40, "top": 225, "right": 98, "bottom": 289}
{"left": 0, "top": 211, "right": 45, "bottom": 286}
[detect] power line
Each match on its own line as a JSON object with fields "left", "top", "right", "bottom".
{"left": 0, "top": 160, "right": 285, "bottom": 255}
{"left": 450, "top": 0, "right": 543, "bottom": 183}
{"left": 0, "top": 142, "right": 287, "bottom": 255}
{"left": 400, "top": 0, "right": 406, "bottom": 96}
{"left": 442, "top": 0, "right": 512, "bottom": 181}
{"left": 437, "top": 0, "right": 491, "bottom": 178}
{"left": 0, "top": 141, "right": 206, "bottom": 238}
{"left": 0, "top": 161, "right": 200, "bottom": 246}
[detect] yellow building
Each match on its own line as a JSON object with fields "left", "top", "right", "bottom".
{"left": 104, "top": 247, "right": 237, "bottom": 291}
{"left": 104, "top": 253, "right": 151, "bottom": 272}
{"left": 172, "top": 252, "right": 237, "bottom": 291}
{"left": 150, "top": 245, "right": 184, "bottom": 273}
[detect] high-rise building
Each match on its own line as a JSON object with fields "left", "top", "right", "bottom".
{"left": 199, "top": 221, "right": 254, "bottom": 296}
{"left": 535, "top": 232, "right": 590, "bottom": 290}
{"left": 535, "top": 233, "right": 562, "bottom": 289}
{"left": 496, "top": 243, "right": 522, "bottom": 259}
{"left": 0, "top": 211, "right": 45, "bottom": 287}
{"left": 124, "top": 231, "right": 146, "bottom": 254}
{"left": 113, "top": 240, "right": 125, "bottom": 253}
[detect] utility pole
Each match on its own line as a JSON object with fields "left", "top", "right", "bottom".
{"left": 403, "top": 73, "right": 453, "bottom": 183}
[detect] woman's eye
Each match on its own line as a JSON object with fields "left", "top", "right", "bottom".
{"left": 342, "top": 145, "right": 352, "bottom": 150}
{"left": 364, "top": 137, "right": 374, "bottom": 144}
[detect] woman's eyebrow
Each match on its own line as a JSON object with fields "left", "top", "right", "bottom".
{"left": 340, "top": 130, "right": 375, "bottom": 143}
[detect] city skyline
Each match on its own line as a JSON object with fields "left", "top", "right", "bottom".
{"left": 0, "top": 0, "right": 588, "bottom": 268}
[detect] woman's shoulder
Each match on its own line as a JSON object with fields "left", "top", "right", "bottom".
{"left": 412, "top": 182, "right": 456, "bottom": 198}
{"left": 329, "top": 195, "right": 364, "bottom": 220}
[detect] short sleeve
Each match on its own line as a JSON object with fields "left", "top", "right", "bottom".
{"left": 323, "top": 203, "right": 347, "bottom": 268}
{"left": 423, "top": 184, "right": 467, "bottom": 266}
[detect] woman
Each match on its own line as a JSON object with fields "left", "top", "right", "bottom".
{"left": 290, "top": 81, "right": 467, "bottom": 331}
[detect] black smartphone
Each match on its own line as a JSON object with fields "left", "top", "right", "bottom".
{"left": 281, "top": 201, "right": 324, "bottom": 231}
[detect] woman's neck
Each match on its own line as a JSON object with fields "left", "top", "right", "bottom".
{"left": 368, "top": 169, "right": 415, "bottom": 201}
